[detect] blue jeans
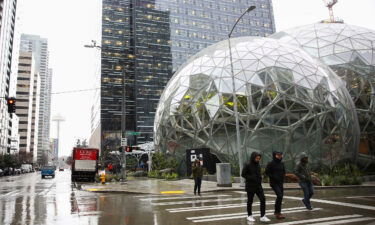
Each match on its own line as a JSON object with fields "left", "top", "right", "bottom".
{"left": 299, "top": 182, "right": 314, "bottom": 208}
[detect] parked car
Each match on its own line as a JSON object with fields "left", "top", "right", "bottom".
{"left": 4, "top": 167, "right": 14, "bottom": 176}
{"left": 14, "top": 168, "right": 22, "bottom": 175}
{"left": 41, "top": 166, "right": 55, "bottom": 179}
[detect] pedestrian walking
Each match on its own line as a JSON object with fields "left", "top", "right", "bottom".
{"left": 241, "top": 152, "right": 270, "bottom": 222}
{"left": 265, "top": 151, "right": 286, "bottom": 219}
{"left": 192, "top": 159, "right": 204, "bottom": 196}
{"left": 295, "top": 153, "right": 314, "bottom": 210}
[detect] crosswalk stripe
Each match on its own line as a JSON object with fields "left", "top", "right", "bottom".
{"left": 168, "top": 201, "right": 274, "bottom": 213}
{"left": 346, "top": 195, "right": 375, "bottom": 199}
{"left": 0, "top": 190, "right": 20, "bottom": 198}
{"left": 186, "top": 206, "right": 305, "bottom": 220}
{"left": 306, "top": 217, "right": 375, "bottom": 225}
{"left": 141, "top": 194, "right": 229, "bottom": 201}
{"left": 134, "top": 194, "right": 168, "bottom": 198}
{"left": 151, "top": 197, "right": 249, "bottom": 206}
{"left": 265, "top": 194, "right": 375, "bottom": 211}
{"left": 191, "top": 208, "right": 321, "bottom": 223}
{"left": 271, "top": 214, "right": 363, "bottom": 225}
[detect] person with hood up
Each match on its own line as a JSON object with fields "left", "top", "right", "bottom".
{"left": 241, "top": 152, "right": 270, "bottom": 222}
{"left": 294, "top": 153, "right": 314, "bottom": 210}
{"left": 192, "top": 159, "right": 204, "bottom": 196}
{"left": 265, "top": 151, "right": 286, "bottom": 219}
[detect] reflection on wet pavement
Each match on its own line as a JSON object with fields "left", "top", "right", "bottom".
{"left": 1, "top": 171, "right": 375, "bottom": 225}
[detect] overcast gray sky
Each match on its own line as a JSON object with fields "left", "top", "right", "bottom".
{"left": 18, "top": 0, "right": 375, "bottom": 156}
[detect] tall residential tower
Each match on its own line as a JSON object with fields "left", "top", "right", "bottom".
{"left": 0, "top": 0, "right": 20, "bottom": 154}
{"left": 20, "top": 34, "right": 52, "bottom": 164}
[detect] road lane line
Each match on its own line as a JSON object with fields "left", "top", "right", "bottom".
{"left": 151, "top": 197, "right": 249, "bottom": 206}
{"left": 141, "top": 194, "right": 229, "bottom": 201}
{"left": 266, "top": 194, "right": 375, "bottom": 211}
{"left": 168, "top": 201, "right": 274, "bottom": 213}
{"left": 306, "top": 217, "right": 375, "bottom": 225}
{"left": 187, "top": 206, "right": 306, "bottom": 220}
{"left": 271, "top": 214, "right": 363, "bottom": 225}
{"left": 191, "top": 208, "right": 321, "bottom": 223}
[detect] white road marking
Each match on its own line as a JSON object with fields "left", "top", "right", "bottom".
{"left": 266, "top": 194, "right": 375, "bottom": 211}
{"left": 0, "top": 190, "right": 20, "bottom": 198}
{"left": 271, "top": 214, "right": 363, "bottom": 225}
{"left": 346, "top": 195, "right": 375, "bottom": 199}
{"left": 190, "top": 207, "right": 321, "bottom": 223}
{"left": 141, "top": 194, "right": 229, "bottom": 201}
{"left": 167, "top": 201, "right": 274, "bottom": 213}
{"left": 306, "top": 217, "right": 375, "bottom": 225}
{"left": 151, "top": 197, "right": 249, "bottom": 206}
{"left": 187, "top": 206, "right": 305, "bottom": 220}
{"left": 134, "top": 194, "right": 166, "bottom": 198}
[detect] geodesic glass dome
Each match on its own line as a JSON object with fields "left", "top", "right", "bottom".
{"left": 271, "top": 23, "right": 375, "bottom": 157}
{"left": 154, "top": 37, "right": 359, "bottom": 171}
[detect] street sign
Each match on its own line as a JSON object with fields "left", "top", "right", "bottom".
{"left": 121, "top": 138, "right": 127, "bottom": 147}
{"left": 125, "top": 131, "right": 141, "bottom": 136}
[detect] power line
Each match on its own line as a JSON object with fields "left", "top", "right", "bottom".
{"left": 7, "top": 87, "right": 100, "bottom": 98}
{"left": 51, "top": 88, "right": 100, "bottom": 95}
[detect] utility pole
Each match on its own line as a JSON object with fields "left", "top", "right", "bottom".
{"left": 52, "top": 114, "right": 65, "bottom": 165}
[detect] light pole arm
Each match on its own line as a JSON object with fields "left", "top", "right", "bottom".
{"left": 229, "top": 6, "right": 256, "bottom": 38}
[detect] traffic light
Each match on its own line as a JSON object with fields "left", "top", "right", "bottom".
{"left": 7, "top": 97, "right": 16, "bottom": 113}
{"left": 126, "top": 146, "right": 132, "bottom": 152}
{"left": 118, "top": 147, "right": 123, "bottom": 153}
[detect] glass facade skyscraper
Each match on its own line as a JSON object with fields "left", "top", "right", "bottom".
{"left": 100, "top": 0, "right": 275, "bottom": 152}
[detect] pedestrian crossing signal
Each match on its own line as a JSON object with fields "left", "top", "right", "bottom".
{"left": 7, "top": 97, "right": 16, "bottom": 113}
{"left": 126, "top": 146, "right": 132, "bottom": 152}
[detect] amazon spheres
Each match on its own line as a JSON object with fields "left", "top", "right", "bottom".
{"left": 154, "top": 22, "right": 375, "bottom": 173}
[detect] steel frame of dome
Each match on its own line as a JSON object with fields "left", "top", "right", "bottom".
{"left": 154, "top": 37, "right": 360, "bottom": 171}
{"left": 271, "top": 23, "right": 375, "bottom": 160}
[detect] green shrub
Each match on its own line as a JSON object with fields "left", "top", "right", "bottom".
{"left": 318, "top": 163, "right": 363, "bottom": 186}
{"left": 164, "top": 172, "right": 179, "bottom": 180}
{"left": 148, "top": 170, "right": 162, "bottom": 178}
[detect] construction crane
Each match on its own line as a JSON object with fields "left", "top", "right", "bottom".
{"left": 323, "top": 0, "right": 338, "bottom": 23}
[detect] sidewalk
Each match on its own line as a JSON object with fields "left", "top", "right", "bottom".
{"left": 80, "top": 177, "right": 375, "bottom": 195}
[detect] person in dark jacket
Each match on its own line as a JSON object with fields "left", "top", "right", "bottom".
{"left": 265, "top": 151, "right": 286, "bottom": 219}
{"left": 294, "top": 153, "right": 313, "bottom": 210}
{"left": 241, "top": 152, "right": 270, "bottom": 222}
{"left": 192, "top": 159, "right": 204, "bottom": 196}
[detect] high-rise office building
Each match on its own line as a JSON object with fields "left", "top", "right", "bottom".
{"left": 0, "top": 0, "right": 20, "bottom": 154}
{"left": 98, "top": 0, "right": 275, "bottom": 152}
{"left": 20, "top": 34, "right": 52, "bottom": 164}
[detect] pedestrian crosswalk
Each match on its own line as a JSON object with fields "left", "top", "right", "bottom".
{"left": 140, "top": 191, "right": 375, "bottom": 224}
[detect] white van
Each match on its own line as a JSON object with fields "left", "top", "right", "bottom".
{"left": 21, "top": 164, "right": 32, "bottom": 173}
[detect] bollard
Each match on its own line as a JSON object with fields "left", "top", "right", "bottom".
{"left": 216, "top": 163, "right": 232, "bottom": 187}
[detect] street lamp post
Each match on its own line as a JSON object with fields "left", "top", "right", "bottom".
{"left": 228, "top": 6, "right": 256, "bottom": 186}
{"left": 84, "top": 40, "right": 127, "bottom": 181}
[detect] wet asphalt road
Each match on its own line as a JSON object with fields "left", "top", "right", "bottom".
{"left": 1, "top": 170, "right": 375, "bottom": 225}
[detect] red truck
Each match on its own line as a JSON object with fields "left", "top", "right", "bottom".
{"left": 71, "top": 147, "right": 99, "bottom": 182}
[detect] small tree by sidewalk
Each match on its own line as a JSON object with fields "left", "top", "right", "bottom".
{"left": 148, "top": 152, "right": 179, "bottom": 180}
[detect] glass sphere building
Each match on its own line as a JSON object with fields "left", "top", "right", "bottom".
{"left": 154, "top": 37, "right": 359, "bottom": 171}
{"left": 271, "top": 23, "right": 375, "bottom": 159}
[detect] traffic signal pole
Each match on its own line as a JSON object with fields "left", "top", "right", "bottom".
{"left": 121, "top": 68, "right": 127, "bottom": 182}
